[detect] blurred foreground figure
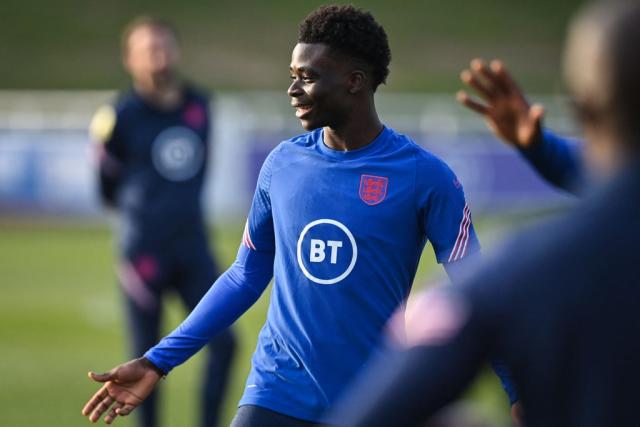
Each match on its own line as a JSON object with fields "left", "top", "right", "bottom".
{"left": 333, "top": 2, "right": 640, "bottom": 426}
{"left": 88, "top": 16, "right": 235, "bottom": 427}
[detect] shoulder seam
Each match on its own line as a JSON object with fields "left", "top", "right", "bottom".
{"left": 264, "top": 143, "right": 286, "bottom": 194}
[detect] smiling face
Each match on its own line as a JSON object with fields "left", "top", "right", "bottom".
{"left": 288, "top": 43, "right": 356, "bottom": 131}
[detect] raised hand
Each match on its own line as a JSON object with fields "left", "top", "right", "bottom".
{"left": 457, "top": 59, "right": 544, "bottom": 149}
{"left": 82, "top": 358, "right": 162, "bottom": 424}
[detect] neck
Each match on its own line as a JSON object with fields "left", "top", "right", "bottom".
{"left": 133, "top": 76, "right": 183, "bottom": 110}
{"left": 323, "top": 102, "right": 383, "bottom": 151}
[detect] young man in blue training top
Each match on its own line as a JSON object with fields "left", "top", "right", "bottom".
{"left": 88, "top": 17, "right": 235, "bottom": 427}
{"left": 82, "top": 6, "right": 513, "bottom": 426}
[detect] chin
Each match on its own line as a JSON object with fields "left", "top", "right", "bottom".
{"left": 152, "top": 71, "right": 176, "bottom": 86}
{"left": 299, "top": 119, "right": 324, "bottom": 131}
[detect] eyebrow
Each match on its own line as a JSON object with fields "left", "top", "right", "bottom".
{"left": 289, "top": 65, "right": 318, "bottom": 74}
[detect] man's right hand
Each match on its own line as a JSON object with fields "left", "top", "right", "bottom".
{"left": 82, "top": 358, "right": 162, "bottom": 424}
{"left": 457, "top": 59, "right": 545, "bottom": 149}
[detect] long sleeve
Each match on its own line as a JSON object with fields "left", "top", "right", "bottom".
{"left": 89, "top": 104, "right": 124, "bottom": 207}
{"left": 144, "top": 245, "right": 274, "bottom": 373}
{"left": 145, "top": 147, "right": 278, "bottom": 373}
{"left": 518, "top": 129, "right": 584, "bottom": 195}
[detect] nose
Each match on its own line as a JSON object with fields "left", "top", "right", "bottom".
{"left": 287, "top": 78, "right": 303, "bottom": 98}
{"left": 151, "top": 46, "right": 172, "bottom": 71}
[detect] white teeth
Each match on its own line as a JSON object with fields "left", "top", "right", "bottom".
{"left": 295, "top": 106, "right": 311, "bottom": 118}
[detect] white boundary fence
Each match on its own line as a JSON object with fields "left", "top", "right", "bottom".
{"left": 0, "top": 90, "right": 578, "bottom": 220}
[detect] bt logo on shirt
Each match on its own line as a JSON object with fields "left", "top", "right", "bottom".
{"left": 296, "top": 219, "right": 357, "bottom": 285}
{"left": 309, "top": 239, "right": 343, "bottom": 264}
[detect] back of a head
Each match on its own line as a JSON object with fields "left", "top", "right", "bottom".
{"left": 565, "top": 1, "right": 640, "bottom": 147}
{"left": 608, "top": 3, "right": 640, "bottom": 141}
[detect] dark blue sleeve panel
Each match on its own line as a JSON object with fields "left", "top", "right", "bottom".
{"left": 518, "top": 129, "right": 583, "bottom": 195}
{"left": 90, "top": 104, "right": 125, "bottom": 208}
{"left": 445, "top": 253, "right": 519, "bottom": 405}
{"left": 144, "top": 244, "right": 274, "bottom": 374}
{"left": 97, "top": 151, "right": 121, "bottom": 207}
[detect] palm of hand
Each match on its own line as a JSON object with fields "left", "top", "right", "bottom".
{"left": 83, "top": 359, "right": 161, "bottom": 424}
{"left": 486, "top": 95, "right": 535, "bottom": 148}
{"left": 103, "top": 374, "right": 148, "bottom": 407}
{"left": 458, "top": 59, "right": 543, "bottom": 149}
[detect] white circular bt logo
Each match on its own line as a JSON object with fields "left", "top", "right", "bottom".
{"left": 296, "top": 219, "right": 357, "bottom": 285}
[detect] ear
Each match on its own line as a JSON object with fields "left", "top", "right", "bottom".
{"left": 348, "top": 70, "right": 367, "bottom": 94}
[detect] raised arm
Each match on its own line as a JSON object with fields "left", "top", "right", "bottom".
{"left": 457, "top": 59, "right": 583, "bottom": 194}
{"left": 519, "top": 129, "right": 583, "bottom": 194}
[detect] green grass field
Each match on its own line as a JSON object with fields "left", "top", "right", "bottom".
{"left": 1, "top": 0, "right": 585, "bottom": 92}
{"left": 0, "top": 217, "right": 528, "bottom": 426}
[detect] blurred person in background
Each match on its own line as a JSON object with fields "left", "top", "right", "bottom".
{"left": 330, "top": 1, "right": 640, "bottom": 426}
{"left": 88, "top": 16, "right": 236, "bottom": 427}
{"left": 81, "top": 5, "right": 518, "bottom": 427}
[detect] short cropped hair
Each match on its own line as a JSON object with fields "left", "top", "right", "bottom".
{"left": 120, "top": 16, "right": 178, "bottom": 54}
{"left": 298, "top": 4, "right": 391, "bottom": 91}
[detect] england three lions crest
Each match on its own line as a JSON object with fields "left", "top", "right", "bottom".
{"left": 359, "top": 174, "right": 388, "bottom": 205}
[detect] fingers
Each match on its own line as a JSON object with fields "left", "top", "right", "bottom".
{"left": 89, "top": 370, "right": 114, "bottom": 383}
{"left": 461, "top": 58, "right": 525, "bottom": 102}
{"left": 490, "top": 60, "right": 526, "bottom": 101}
{"left": 529, "top": 103, "right": 545, "bottom": 125}
{"left": 471, "top": 59, "right": 508, "bottom": 94}
{"left": 90, "top": 395, "right": 115, "bottom": 423}
{"left": 82, "top": 385, "right": 108, "bottom": 417}
{"left": 116, "top": 403, "right": 137, "bottom": 416}
{"left": 104, "top": 401, "right": 123, "bottom": 424}
{"left": 460, "top": 68, "right": 495, "bottom": 101}
{"left": 490, "top": 60, "right": 514, "bottom": 88}
{"left": 456, "top": 90, "right": 489, "bottom": 115}
{"left": 524, "top": 103, "right": 545, "bottom": 147}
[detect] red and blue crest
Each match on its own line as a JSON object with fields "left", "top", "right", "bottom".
{"left": 359, "top": 174, "right": 388, "bottom": 205}
{"left": 182, "top": 102, "right": 207, "bottom": 129}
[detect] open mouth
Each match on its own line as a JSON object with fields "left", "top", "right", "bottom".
{"left": 293, "top": 104, "right": 313, "bottom": 118}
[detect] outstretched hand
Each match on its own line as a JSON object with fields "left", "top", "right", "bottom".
{"left": 457, "top": 59, "right": 544, "bottom": 149}
{"left": 82, "top": 358, "right": 162, "bottom": 424}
